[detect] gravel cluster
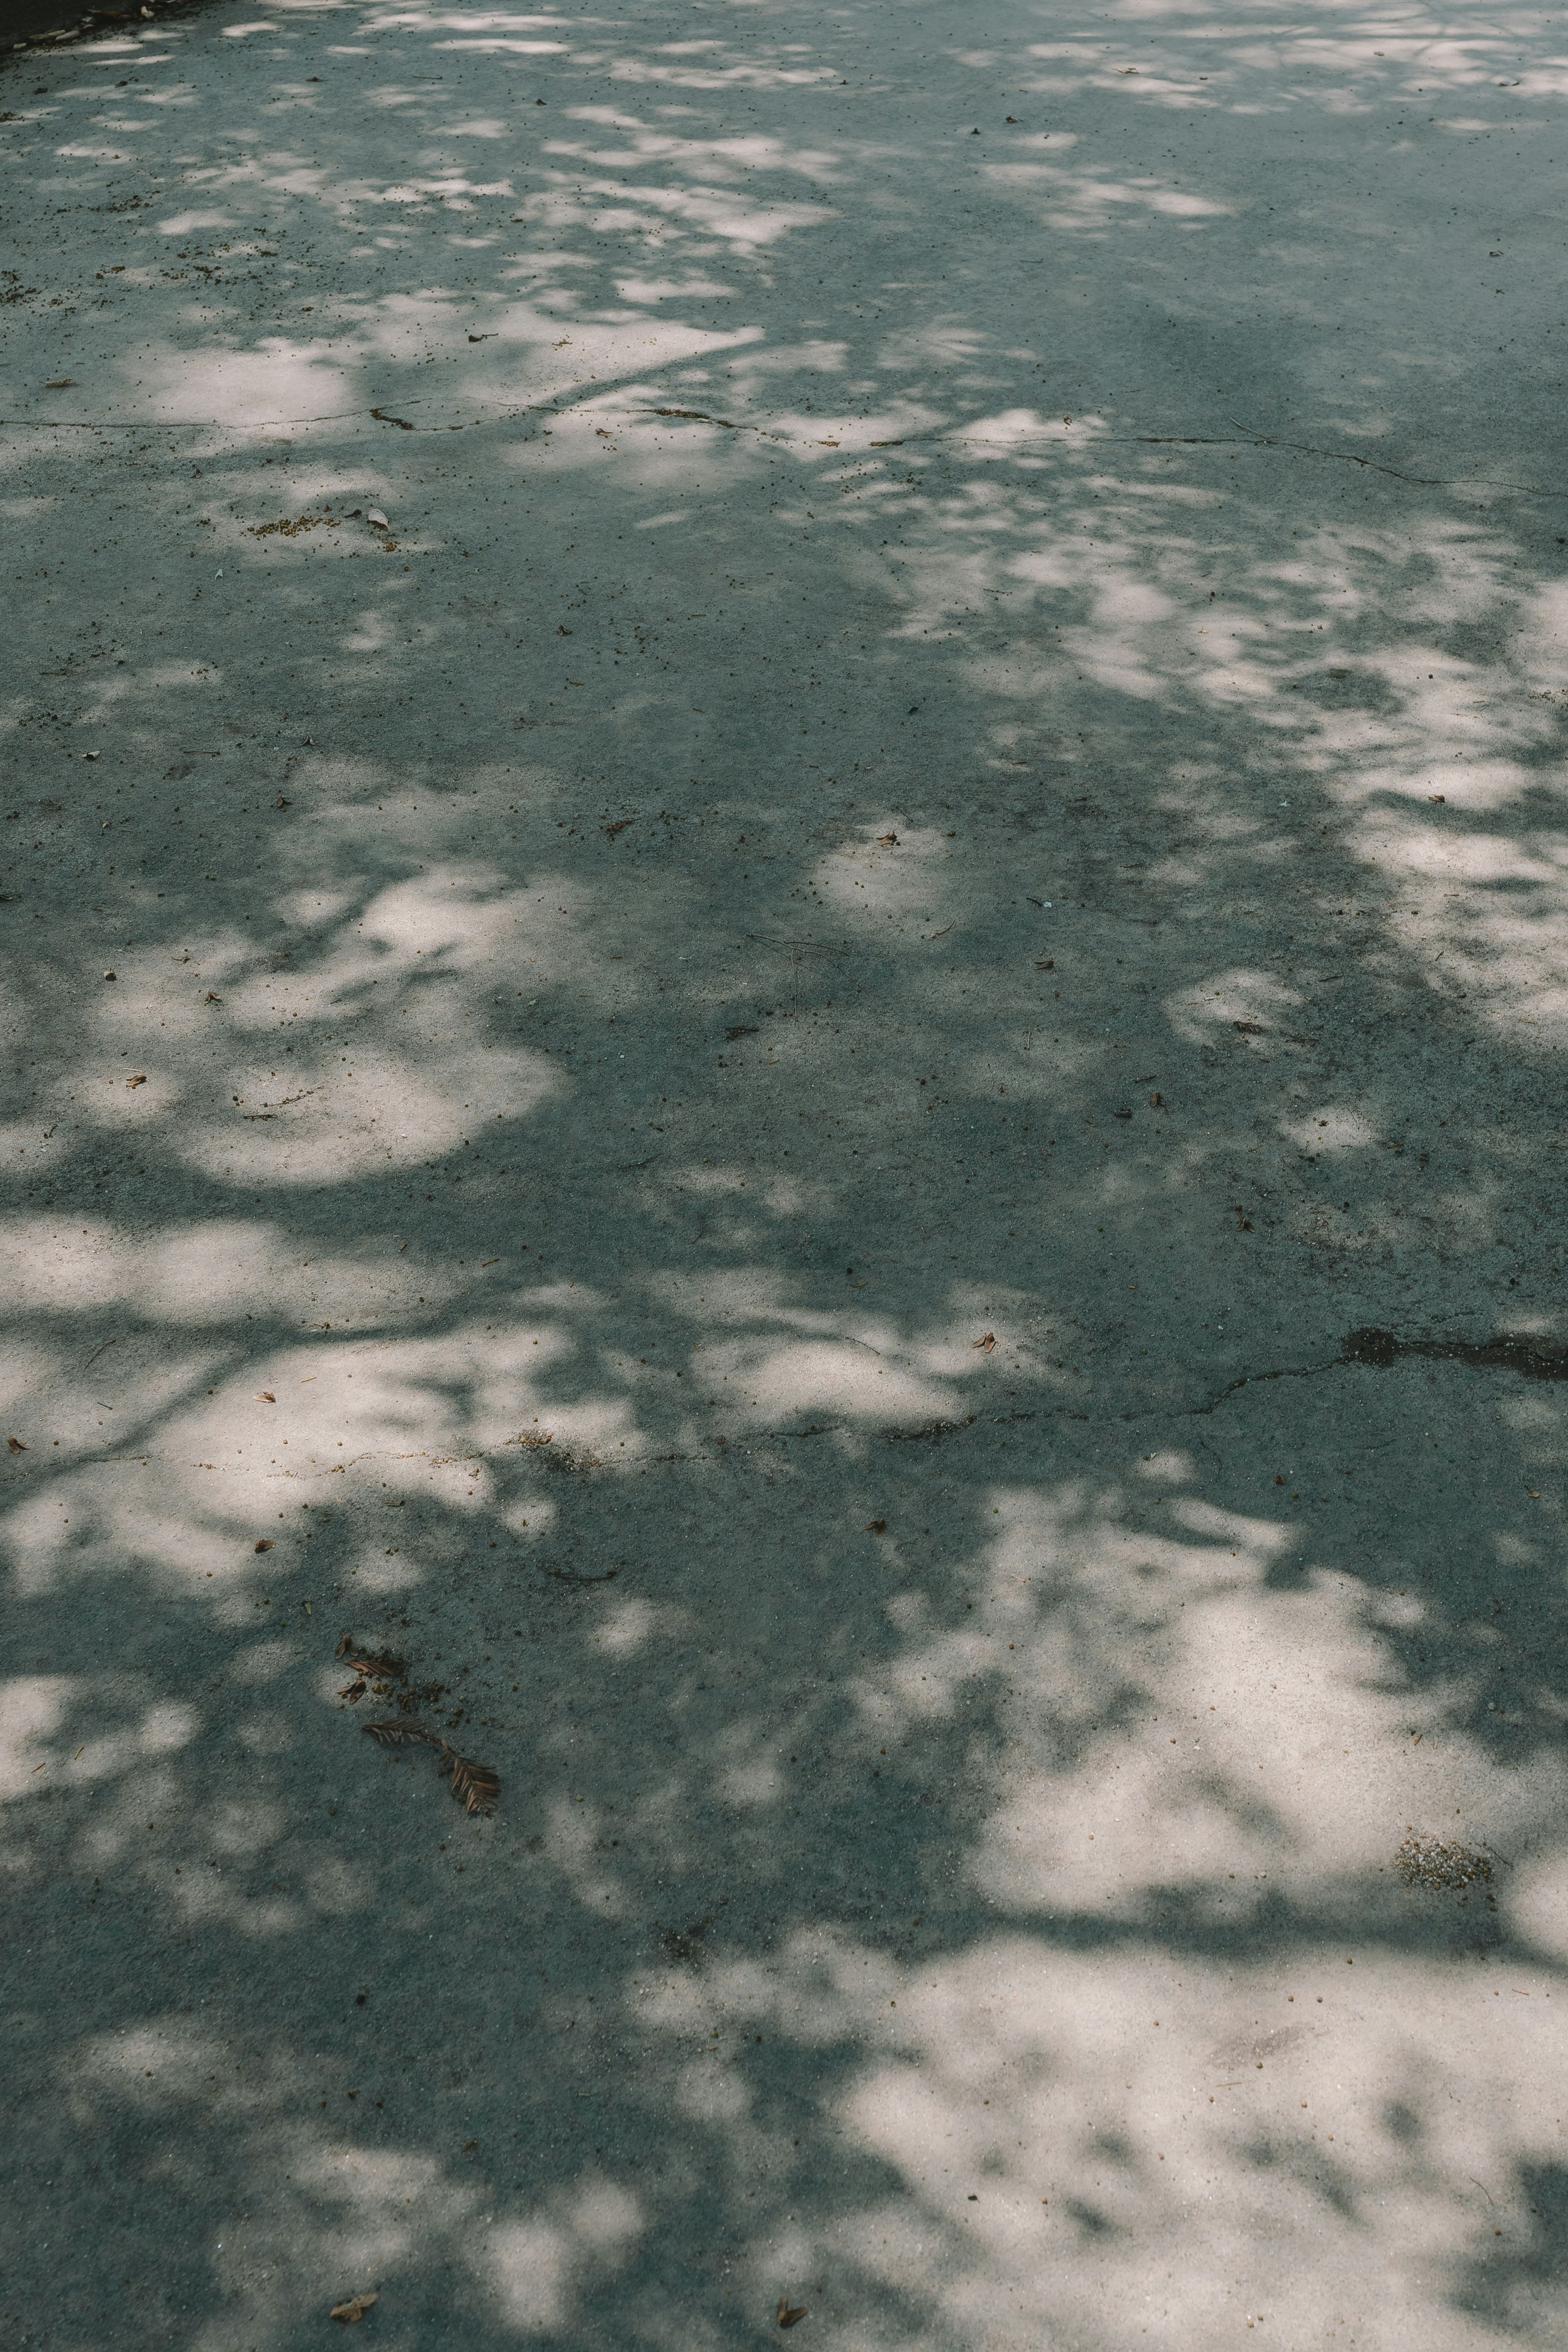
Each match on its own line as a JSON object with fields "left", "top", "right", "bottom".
{"left": 1398, "top": 1833, "right": 1493, "bottom": 1891}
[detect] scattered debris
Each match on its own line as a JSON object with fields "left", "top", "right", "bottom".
{"left": 370, "top": 408, "right": 414, "bottom": 430}
{"left": 725, "top": 1024, "right": 759, "bottom": 1041}
{"left": 864, "top": 1519, "right": 886, "bottom": 1535}
{"left": 7, "top": 1436, "right": 26, "bottom": 1454}
{"left": 103, "top": 970, "right": 116, "bottom": 981}
{"left": 366, "top": 509, "right": 389, "bottom": 530}
{"left": 276, "top": 795, "right": 292, "bottom": 809}
{"left": 1399, "top": 1832, "right": 1492, "bottom": 1892}
{"left": 254, "top": 1538, "right": 274, "bottom": 1553}
{"left": 126, "top": 1072, "right": 147, "bottom": 1088}
{"left": 335, "top": 1633, "right": 406, "bottom": 1679}
{"left": 777, "top": 2300, "right": 808, "bottom": 2328}
{"left": 603, "top": 817, "right": 635, "bottom": 838}
{"left": 205, "top": 990, "right": 221, "bottom": 1002}
{"left": 876, "top": 831, "right": 898, "bottom": 846}
{"left": 662, "top": 1914, "right": 710, "bottom": 1963}
{"left": 1233, "top": 1020, "right": 1266, "bottom": 1036}
{"left": 45, "top": 377, "right": 74, "bottom": 388}
{"left": 247, "top": 514, "right": 334, "bottom": 540}
{"left": 256, "top": 1390, "right": 276, "bottom": 1403}
{"left": 330, "top": 2291, "right": 379, "bottom": 2323}
{"left": 973, "top": 1332, "right": 996, "bottom": 1352}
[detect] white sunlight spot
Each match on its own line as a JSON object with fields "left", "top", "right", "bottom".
{"left": 832, "top": 1933, "right": 1568, "bottom": 2352}
{"left": 721, "top": 1755, "right": 782, "bottom": 1808}
{"left": 229, "top": 1640, "right": 301, "bottom": 1688}
{"left": 272, "top": 889, "right": 356, "bottom": 928}
{"left": 0, "top": 1342, "right": 56, "bottom": 1420}
{"left": 1510, "top": 1851, "right": 1568, "bottom": 1964}
{"left": 675, "top": 2058, "right": 750, "bottom": 2122}
{"left": 480, "top": 2178, "right": 644, "bottom": 2335}
{"left": 485, "top": 2218, "right": 575, "bottom": 2333}
{"left": 597, "top": 1597, "right": 658, "bottom": 1656}
{"left": 0, "top": 1676, "right": 71, "bottom": 1799}
{"left": 898, "top": 1480, "right": 1559, "bottom": 1926}
{"left": 0, "top": 1216, "right": 455, "bottom": 1330}
{"left": 1136, "top": 1450, "right": 1197, "bottom": 1484}
{"left": 502, "top": 1496, "right": 558, "bottom": 1536}
{"left": 720, "top": 1339, "right": 957, "bottom": 1432}
{"left": 1167, "top": 969, "right": 1302, "bottom": 1042}
{"left": 1280, "top": 1105, "right": 1378, "bottom": 1153}
{"left": 128, "top": 346, "right": 359, "bottom": 429}
{"left": 187, "top": 1041, "right": 557, "bottom": 1185}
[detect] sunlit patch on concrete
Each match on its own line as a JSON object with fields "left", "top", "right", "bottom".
{"left": 1281, "top": 1105, "right": 1377, "bottom": 1153}
{"left": 480, "top": 2178, "right": 643, "bottom": 2335}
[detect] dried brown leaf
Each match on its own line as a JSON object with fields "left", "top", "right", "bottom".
{"left": 346, "top": 1649, "right": 405, "bottom": 1679}
{"left": 777, "top": 2300, "right": 808, "bottom": 2328}
{"left": 254, "top": 1538, "right": 274, "bottom": 1553}
{"left": 973, "top": 1332, "right": 996, "bottom": 1352}
{"left": 6, "top": 1435, "right": 26, "bottom": 1454}
{"left": 440, "top": 1742, "right": 500, "bottom": 1815}
{"left": 256, "top": 1390, "right": 276, "bottom": 1403}
{"left": 340, "top": 1679, "right": 368, "bottom": 1702}
{"left": 330, "top": 2291, "right": 379, "bottom": 2323}
{"left": 363, "top": 1718, "right": 441, "bottom": 1750}
{"left": 864, "top": 1519, "right": 886, "bottom": 1535}
{"left": 126, "top": 1072, "right": 147, "bottom": 1088}
{"left": 336, "top": 1631, "right": 355, "bottom": 1659}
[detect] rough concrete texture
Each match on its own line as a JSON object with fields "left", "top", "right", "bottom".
{"left": 4, "top": 2, "right": 1568, "bottom": 2346}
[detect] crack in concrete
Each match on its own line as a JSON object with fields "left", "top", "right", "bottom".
{"left": 13, "top": 1329, "right": 1559, "bottom": 1498}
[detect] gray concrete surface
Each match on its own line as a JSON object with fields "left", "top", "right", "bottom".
{"left": 4, "top": 2, "right": 1568, "bottom": 2346}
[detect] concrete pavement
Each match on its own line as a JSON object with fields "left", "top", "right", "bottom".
{"left": 4, "top": 3, "right": 1568, "bottom": 2346}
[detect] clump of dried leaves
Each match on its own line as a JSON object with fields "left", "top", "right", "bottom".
{"left": 336, "top": 1630, "right": 498, "bottom": 1815}
{"left": 1398, "top": 1832, "right": 1492, "bottom": 1891}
